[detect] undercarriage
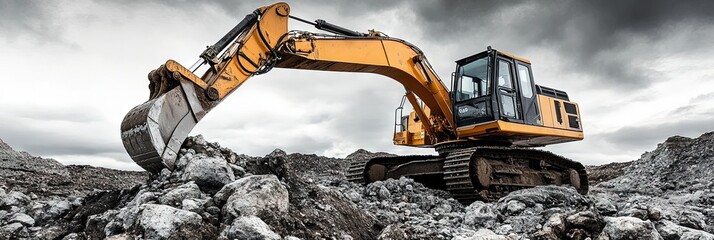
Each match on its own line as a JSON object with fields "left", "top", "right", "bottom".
{"left": 346, "top": 142, "right": 588, "bottom": 203}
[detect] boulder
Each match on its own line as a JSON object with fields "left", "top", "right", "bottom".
{"left": 463, "top": 201, "right": 499, "bottom": 229}
{"left": 378, "top": 224, "right": 408, "bottom": 240}
{"left": 34, "top": 225, "right": 72, "bottom": 240}
{"left": 181, "top": 156, "right": 235, "bottom": 191}
{"left": 181, "top": 199, "right": 202, "bottom": 213}
{"left": 158, "top": 182, "right": 201, "bottom": 207}
{"left": 8, "top": 213, "right": 34, "bottom": 227}
{"left": 531, "top": 213, "right": 565, "bottom": 240}
{"left": 0, "top": 222, "right": 29, "bottom": 239}
{"left": 592, "top": 196, "right": 618, "bottom": 216}
{"left": 599, "top": 216, "right": 661, "bottom": 240}
{"left": 497, "top": 186, "right": 589, "bottom": 210}
{"left": 219, "top": 216, "right": 280, "bottom": 240}
{"left": 85, "top": 209, "right": 120, "bottom": 238}
{"left": 214, "top": 175, "right": 288, "bottom": 221}
{"left": 0, "top": 191, "right": 30, "bottom": 208}
{"left": 656, "top": 220, "right": 714, "bottom": 240}
{"left": 566, "top": 210, "right": 605, "bottom": 233}
{"left": 618, "top": 207, "right": 648, "bottom": 220}
{"left": 29, "top": 199, "right": 71, "bottom": 224}
{"left": 136, "top": 204, "right": 203, "bottom": 239}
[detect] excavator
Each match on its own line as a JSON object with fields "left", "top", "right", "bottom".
{"left": 120, "top": 2, "right": 586, "bottom": 203}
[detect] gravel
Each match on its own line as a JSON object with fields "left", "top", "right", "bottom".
{"left": 0, "top": 132, "right": 713, "bottom": 239}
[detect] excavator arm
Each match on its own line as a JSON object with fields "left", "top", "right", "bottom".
{"left": 120, "top": 2, "right": 454, "bottom": 172}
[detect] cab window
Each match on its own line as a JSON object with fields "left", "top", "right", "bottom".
{"left": 517, "top": 63, "right": 533, "bottom": 98}
{"left": 456, "top": 56, "right": 490, "bottom": 102}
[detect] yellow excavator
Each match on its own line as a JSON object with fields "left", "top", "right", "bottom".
{"left": 120, "top": 2, "right": 586, "bottom": 202}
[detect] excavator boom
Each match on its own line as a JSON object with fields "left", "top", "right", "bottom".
{"left": 120, "top": 2, "right": 453, "bottom": 172}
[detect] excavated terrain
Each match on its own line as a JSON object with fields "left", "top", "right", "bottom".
{"left": 0, "top": 139, "right": 148, "bottom": 200}
{"left": 0, "top": 132, "right": 713, "bottom": 239}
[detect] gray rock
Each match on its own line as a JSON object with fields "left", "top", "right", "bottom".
{"left": 497, "top": 186, "right": 588, "bottom": 210}
{"left": 181, "top": 199, "right": 202, "bottom": 213}
{"left": 378, "top": 224, "right": 408, "bottom": 240}
{"left": 532, "top": 213, "right": 565, "bottom": 239}
{"left": 0, "top": 210, "right": 7, "bottom": 223}
{"left": 158, "top": 182, "right": 201, "bottom": 207}
{"left": 137, "top": 204, "right": 203, "bottom": 239}
{"left": 599, "top": 216, "right": 662, "bottom": 240}
{"left": 618, "top": 207, "right": 648, "bottom": 220}
{"left": 463, "top": 201, "right": 498, "bottom": 229}
{"left": 452, "top": 228, "right": 512, "bottom": 240}
{"left": 656, "top": 220, "right": 714, "bottom": 240}
{"left": 181, "top": 156, "right": 235, "bottom": 190}
{"left": 62, "top": 233, "right": 81, "bottom": 240}
{"left": 566, "top": 210, "right": 604, "bottom": 232}
{"left": 378, "top": 186, "right": 391, "bottom": 199}
{"left": 646, "top": 206, "right": 663, "bottom": 221}
{"left": 0, "top": 222, "right": 28, "bottom": 240}
{"left": 0, "top": 191, "right": 30, "bottom": 208}
{"left": 85, "top": 209, "right": 120, "bottom": 238}
{"left": 219, "top": 216, "right": 280, "bottom": 240}
{"left": 29, "top": 199, "right": 71, "bottom": 224}
{"left": 228, "top": 163, "right": 246, "bottom": 178}
{"left": 8, "top": 213, "right": 34, "bottom": 226}
{"left": 677, "top": 210, "right": 708, "bottom": 231}
{"left": 214, "top": 175, "right": 288, "bottom": 221}
{"left": 105, "top": 233, "right": 140, "bottom": 240}
{"left": 34, "top": 225, "right": 70, "bottom": 240}
{"left": 344, "top": 189, "right": 362, "bottom": 203}
{"left": 502, "top": 215, "right": 542, "bottom": 234}
{"left": 110, "top": 190, "right": 159, "bottom": 233}
{"left": 593, "top": 196, "right": 618, "bottom": 216}
{"left": 504, "top": 200, "right": 526, "bottom": 214}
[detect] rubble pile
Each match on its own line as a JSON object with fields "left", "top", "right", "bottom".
{"left": 0, "top": 132, "right": 713, "bottom": 239}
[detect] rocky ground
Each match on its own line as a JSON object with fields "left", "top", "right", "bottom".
{"left": 0, "top": 140, "right": 148, "bottom": 199}
{"left": 0, "top": 132, "right": 713, "bottom": 239}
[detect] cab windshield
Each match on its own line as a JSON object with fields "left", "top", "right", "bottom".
{"left": 456, "top": 56, "right": 490, "bottom": 102}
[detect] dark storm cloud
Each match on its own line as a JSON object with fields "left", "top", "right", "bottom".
{"left": 0, "top": 1, "right": 64, "bottom": 42}
{"left": 412, "top": 0, "right": 714, "bottom": 89}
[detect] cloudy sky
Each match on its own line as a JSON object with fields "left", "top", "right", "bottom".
{"left": 1, "top": 0, "right": 713, "bottom": 170}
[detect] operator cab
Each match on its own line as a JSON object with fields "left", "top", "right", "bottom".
{"left": 452, "top": 47, "right": 541, "bottom": 128}
{"left": 394, "top": 47, "right": 583, "bottom": 147}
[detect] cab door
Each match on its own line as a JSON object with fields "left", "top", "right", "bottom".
{"left": 514, "top": 61, "right": 540, "bottom": 125}
{"left": 495, "top": 59, "right": 522, "bottom": 122}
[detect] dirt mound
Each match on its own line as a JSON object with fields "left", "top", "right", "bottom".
{"left": 598, "top": 132, "right": 714, "bottom": 195}
{"left": 0, "top": 138, "right": 147, "bottom": 200}
{"left": 586, "top": 161, "right": 631, "bottom": 184}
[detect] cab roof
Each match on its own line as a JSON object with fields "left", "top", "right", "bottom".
{"left": 456, "top": 48, "right": 531, "bottom": 65}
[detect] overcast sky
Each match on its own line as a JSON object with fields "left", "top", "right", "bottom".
{"left": 1, "top": 0, "right": 713, "bottom": 170}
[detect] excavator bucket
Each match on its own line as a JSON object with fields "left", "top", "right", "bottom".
{"left": 120, "top": 86, "right": 197, "bottom": 172}
{"left": 120, "top": 61, "right": 211, "bottom": 173}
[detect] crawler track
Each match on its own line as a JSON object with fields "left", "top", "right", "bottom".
{"left": 442, "top": 145, "right": 588, "bottom": 203}
{"left": 348, "top": 143, "right": 588, "bottom": 204}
